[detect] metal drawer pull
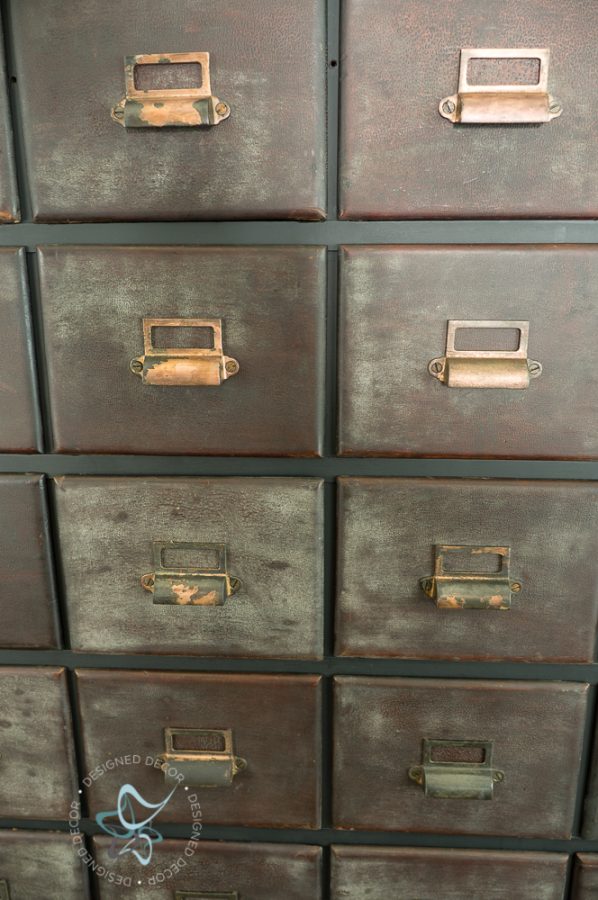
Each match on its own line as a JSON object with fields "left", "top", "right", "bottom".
{"left": 428, "top": 320, "right": 541, "bottom": 389}
{"left": 131, "top": 318, "right": 239, "bottom": 386}
{"left": 408, "top": 739, "right": 504, "bottom": 799}
{"left": 420, "top": 545, "right": 520, "bottom": 610}
{"left": 112, "top": 52, "right": 230, "bottom": 128}
{"left": 141, "top": 541, "right": 241, "bottom": 606}
{"left": 160, "top": 727, "right": 247, "bottom": 787}
{"left": 175, "top": 894, "right": 238, "bottom": 900}
{"left": 439, "top": 48, "right": 562, "bottom": 124}
{"left": 0, "top": 881, "right": 10, "bottom": 900}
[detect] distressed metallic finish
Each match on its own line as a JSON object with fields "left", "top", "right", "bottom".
{"left": 408, "top": 739, "right": 503, "bottom": 800}
{"left": 54, "top": 476, "right": 324, "bottom": 658}
{"left": 131, "top": 318, "right": 239, "bottom": 386}
{"left": 0, "top": 667, "right": 77, "bottom": 819}
{"left": 339, "top": 246, "right": 598, "bottom": 458}
{"left": 331, "top": 847, "right": 568, "bottom": 900}
{"left": 142, "top": 541, "right": 240, "bottom": 607}
{"left": 337, "top": 478, "right": 598, "bottom": 662}
{"left": 571, "top": 855, "right": 598, "bottom": 898}
{"left": 420, "top": 545, "right": 515, "bottom": 610}
{"left": 333, "top": 677, "right": 587, "bottom": 836}
{"left": 160, "top": 727, "right": 247, "bottom": 787}
{"left": 39, "top": 246, "right": 325, "bottom": 456}
{"left": 0, "top": 831, "right": 88, "bottom": 899}
{"left": 76, "top": 670, "right": 322, "bottom": 828}
{"left": 92, "top": 838, "right": 322, "bottom": 899}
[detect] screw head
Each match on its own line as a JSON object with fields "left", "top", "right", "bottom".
{"left": 113, "top": 106, "right": 124, "bottom": 118}
{"left": 130, "top": 359, "right": 143, "bottom": 374}
{"left": 527, "top": 360, "right": 542, "bottom": 377}
{"left": 215, "top": 101, "right": 229, "bottom": 116}
{"left": 493, "top": 771, "right": 505, "bottom": 783}
{"left": 225, "top": 359, "right": 239, "bottom": 375}
{"left": 430, "top": 360, "right": 444, "bottom": 375}
{"left": 549, "top": 101, "right": 561, "bottom": 115}
{"left": 442, "top": 99, "right": 456, "bottom": 115}
{"left": 511, "top": 581, "right": 522, "bottom": 593}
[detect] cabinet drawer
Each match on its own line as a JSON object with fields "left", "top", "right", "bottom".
{"left": 0, "top": 667, "right": 76, "bottom": 819}
{"left": 340, "top": 0, "right": 598, "bottom": 219}
{"left": 0, "top": 830, "right": 88, "bottom": 899}
{"left": 12, "top": 0, "right": 325, "bottom": 222}
{"left": 0, "top": 475, "right": 58, "bottom": 649}
{"left": 331, "top": 847, "right": 568, "bottom": 900}
{"left": 337, "top": 478, "right": 598, "bottom": 662}
{"left": 39, "top": 246, "right": 325, "bottom": 456}
{"left": 572, "top": 855, "right": 598, "bottom": 899}
{"left": 93, "top": 838, "right": 321, "bottom": 898}
{"left": 0, "top": 249, "right": 39, "bottom": 452}
{"left": 55, "top": 476, "right": 324, "bottom": 658}
{"left": 333, "top": 677, "right": 587, "bottom": 836}
{"left": 76, "top": 670, "right": 322, "bottom": 828}
{"left": 0, "top": 12, "right": 18, "bottom": 223}
{"left": 339, "top": 246, "right": 598, "bottom": 459}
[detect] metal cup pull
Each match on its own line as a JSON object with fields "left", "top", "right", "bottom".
{"left": 130, "top": 318, "right": 239, "bottom": 386}
{"left": 428, "top": 320, "right": 542, "bottom": 389}
{"left": 112, "top": 52, "right": 230, "bottom": 127}
{"left": 419, "top": 545, "right": 521, "bottom": 610}
{"left": 141, "top": 541, "right": 241, "bottom": 606}
{"left": 408, "top": 739, "right": 504, "bottom": 799}
{"left": 159, "top": 727, "right": 247, "bottom": 788}
{"left": 175, "top": 894, "right": 238, "bottom": 900}
{"left": 439, "top": 48, "right": 562, "bottom": 124}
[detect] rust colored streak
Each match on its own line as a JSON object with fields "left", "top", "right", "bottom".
{"left": 171, "top": 582, "right": 218, "bottom": 606}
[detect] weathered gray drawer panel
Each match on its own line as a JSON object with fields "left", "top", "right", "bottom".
{"left": 76, "top": 670, "right": 322, "bottom": 828}
{"left": 572, "top": 855, "right": 598, "bottom": 898}
{"left": 0, "top": 475, "right": 58, "bottom": 649}
{"left": 337, "top": 478, "right": 598, "bottom": 662}
{"left": 340, "top": 0, "right": 598, "bottom": 219}
{"left": 0, "top": 667, "right": 77, "bottom": 819}
{"left": 55, "top": 476, "right": 324, "bottom": 658}
{"left": 13, "top": 0, "right": 325, "bottom": 221}
{"left": 38, "top": 246, "right": 325, "bottom": 456}
{"left": 331, "top": 847, "right": 568, "bottom": 900}
{"left": 0, "top": 830, "right": 89, "bottom": 899}
{"left": 93, "top": 838, "right": 322, "bottom": 898}
{"left": 339, "top": 246, "right": 598, "bottom": 459}
{"left": 0, "top": 249, "right": 39, "bottom": 452}
{"left": 333, "top": 677, "right": 587, "bottom": 837}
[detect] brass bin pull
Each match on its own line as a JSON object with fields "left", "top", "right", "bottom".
{"left": 175, "top": 893, "right": 238, "bottom": 900}
{"left": 141, "top": 541, "right": 241, "bottom": 606}
{"left": 420, "top": 545, "right": 521, "bottom": 610}
{"left": 439, "top": 48, "right": 562, "bottom": 124}
{"left": 408, "top": 739, "right": 504, "bottom": 799}
{"left": 428, "top": 320, "right": 541, "bottom": 389}
{"left": 112, "top": 52, "right": 230, "bottom": 127}
{"left": 131, "top": 318, "right": 239, "bottom": 386}
{"left": 159, "top": 727, "right": 246, "bottom": 787}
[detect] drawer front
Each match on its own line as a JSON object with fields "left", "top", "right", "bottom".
{"left": 0, "top": 475, "right": 58, "bottom": 649}
{"left": 340, "top": 0, "right": 598, "bottom": 219}
{"left": 331, "top": 847, "right": 568, "bottom": 900}
{"left": 0, "top": 12, "right": 18, "bottom": 223}
{"left": 0, "top": 667, "right": 76, "bottom": 819}
{"left": 55, "top": 476, "right": 324, "bottom": 658}
{"left": 76, "top": 670, "right": 322, "bottom": 828}
{"left": 0, "top": 830, "right": 88, "bottom": 899}
{"left": 572, "top": 855, "right": 598, "bottom": 898}
{"left": 93, "top": 838, "right": 321, "bottom": 898}
{"left": 0, "top": 249, "right": 39, "bottom": 452}
{"left": 339, "top": 246, "right": 598, "bottom": 459}
{"left": 13, "top": 0, "right": 325, "bottom": 222}
{"left": 337, "top": 478, "right": 598, "bottom": 662}
{"left": 39, "top": 246, "right": 325, "bottom": 456}
{"left": 333, "top": 677, "right": 587, "bottom": 836}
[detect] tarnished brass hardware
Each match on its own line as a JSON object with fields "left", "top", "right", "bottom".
{"left": 439, "top": 48, "right": 562, "bottom": 124}
{"left": 141, "top": 541, "right": 241, "bottom": 607}
{"left": 408, "top": 739, "right": 504, "bottom": 799}
{"left": 428, "top": 320, "right": 541, "bottom": 389}
{"left": 131, "top": 318, "right": 239, "bottom": 386}
{"left": 159, "top": 727, "right": 246, "bottom": 787}
{"left": 112, "top": 52, "right": 230, "bottom": 128}
{"left": 175, "top": 894, "right": 238, "bottom": 900}
{"left": 420, "top": 545, "right": 518, "bottom": 610}
{"left": 0, "top": 881, "right": 9, "bottom": 900}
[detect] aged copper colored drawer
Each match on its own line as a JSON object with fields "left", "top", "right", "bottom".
{"left": 339, "top": 246, "right": 598, "bottom": 459}
{"left": 331, "top": 847, "right": 568, "bottom": 899}
{"left": 76, "top": 670, "right": 322, "bottom": 828}
{"left": 0, "top": 475, "right": 59, "bottom": 649}
{"left": 337, "top": 478, "right": 598, "bottom": 662}
{"left": 55, "top": 476, "right": 324, "bottom": 658}
{"left": 0, "top": 830, "right": 89, "bottom": 899}
{"left": 0, "top": 667, "right": 77, "bottom": 819}
{"left": 333, "top": 677, "right": 587, "bottom": 837}
{"left": 340, "top": 0, "right": 598, "bottom": 219}
{"left": 572, "top": 856, "right": 598, "bottom": 899}
{"left": 38, "top": 246, "right": 325, "bottom": 455}
{"left": 0, "top": 249, "right": 39, "bottom": 452}
{"left": 12, "top": 0, "right": 325, "bottom": 221}
{"left": 93, "top": 838, "right": 322, "bottom": 898}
